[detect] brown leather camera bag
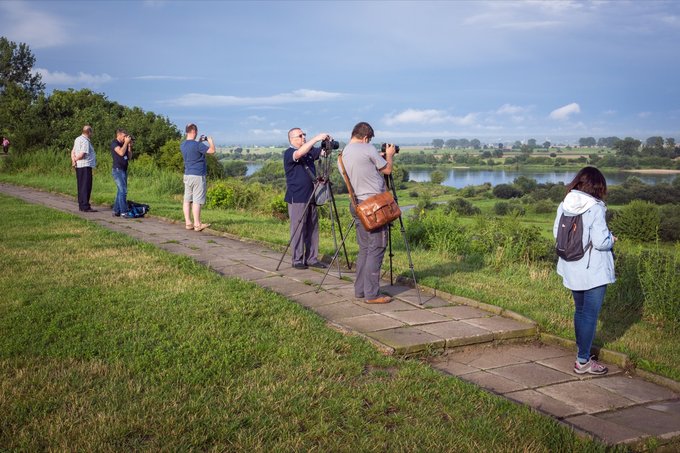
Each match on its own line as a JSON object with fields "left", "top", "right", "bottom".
{"left": 338, "top": 153, "right": 401, "bottom": 231}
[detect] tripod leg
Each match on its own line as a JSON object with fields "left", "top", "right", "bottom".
{"left": 388, "top": 222, "right": 394, "bottom": 285}
{"left": 316, "top": 218, "right": 356, "bottom": 293}
{"left": 329, "top": 183, "right": 351, "bottom": 269}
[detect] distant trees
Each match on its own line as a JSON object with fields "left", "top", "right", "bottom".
{"left": 0, "top": 37, "right": 179, "bottom": 156}
{"left": 432, "top": 139, "right": 444, "bottom": 149}
{"left": 579, "top": 137, "right": 596, "bottom": 147}
{"left": 613, "top": 137, "right": 642, "bottom": 157}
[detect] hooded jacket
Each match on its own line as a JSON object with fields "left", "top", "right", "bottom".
{"left": 553, "top": 190, "right": 615, "bottom": 291}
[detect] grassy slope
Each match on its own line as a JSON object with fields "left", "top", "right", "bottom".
{"left": 0, "top": 194, "right": 615, "bottom": 452}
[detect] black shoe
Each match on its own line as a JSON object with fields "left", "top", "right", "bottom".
{"left": 112, "top": 212, "right": 121, "bottom": 217}
{"left": 293, "top": 263, "right": 308, "bottom": 270}
{"left": 307, "top": 262, "right": 328, "bottom": 269}
{"left": 82, "top": 208, "right": 98, "bottom": 213}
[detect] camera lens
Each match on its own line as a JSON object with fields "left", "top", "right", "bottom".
{"left": 381, "top": 143, "right": 399, "bottom": 154}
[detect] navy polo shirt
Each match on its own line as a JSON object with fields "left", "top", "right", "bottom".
{"left": 110, "top": 139, "right": 129, "bottom": 171}
{"left": 283, "top": 146, "right": 321, "bottom": 203}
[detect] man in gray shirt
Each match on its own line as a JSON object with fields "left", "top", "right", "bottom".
{"left": 340, "top": 122, "right": 397, "bottom": 304}
{"left": 71, "top": 125, "right": 97, "bottom": 212}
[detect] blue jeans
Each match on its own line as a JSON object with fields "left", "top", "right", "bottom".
{"left": 572, "top": 285, "right": 607, "bottom": 363}
{"left": 112, "top": 168, "right": 128, "bottom": 214}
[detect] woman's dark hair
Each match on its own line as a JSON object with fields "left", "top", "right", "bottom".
{"left": 566, "top": 166, "right": 607, "bottom": 200}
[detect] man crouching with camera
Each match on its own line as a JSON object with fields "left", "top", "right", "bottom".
{"left": 284, "top": 128, "right": 334, "bottom": 270}
{"left": 340, "top": 122, "right": 396, "bottom": 304}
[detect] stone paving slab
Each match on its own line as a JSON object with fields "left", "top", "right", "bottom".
{"left": 505, "top": 389, "right": 583, "bottom": 419}
{"left": 4, "top": 183, "right": 680, "bottom": 449}
{"left": 418, "top": 321, "right": 495, "bottom": 348}
{"left": 335, "top": 313, "right": 406, "bottom": 333}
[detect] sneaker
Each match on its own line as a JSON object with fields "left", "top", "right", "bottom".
{"left": 307, "top": 261, "right": 328, "bottom": 269}
{"left": 574, "top": 357, "right": 608, "bottom": 375}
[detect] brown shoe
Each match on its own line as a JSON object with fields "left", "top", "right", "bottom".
{"left": 365, "top": 296, "right": 392, "bottom": 304}
{"left": 194, "top": 223, "right": 210, "bottom": 232}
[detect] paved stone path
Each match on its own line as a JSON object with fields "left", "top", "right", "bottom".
{"left": 2, "top": 182, "right": 679, "bottom": 450}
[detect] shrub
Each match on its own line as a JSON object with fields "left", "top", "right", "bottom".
{"left": 493, "top": 183, "right": 523, "bottom": 199}
{"left": 609, "top": 201, "right": 660, "bottom": 242}
{"left": 639, "top": 243, "right": 680, "bottom": 327}
{"left": 223, "top": 160, "right": 248, "bottom": 178}
{"left": 430, "top": 170, "right": 445, "bottom": 185}
{"left": 156, "top": 138, "right": 183, "bottom": 172}
{"left": 494, "top": 201, "right": 525, "bottom": 216}
{"left": 468, "top": 216, "right": 552, "bottom": 266}
{"left": 268, "top": 193, "right": 288, "bottom": 220}
{"left": 533, "top": 199, "right": 555, "bottom": 214}
{"left": 206, "top": 180, "right": 260, "bottom": 210}
{"left": 659, "top": 204, "right": 680, "bottom": 242}
{"left": 129, "top": 154, "right": 157, "bottom": 177}
{"left": 444, "top": 198, "right": 481, "bottom": 216}
{"left": 407, "top": 209, "right": 469, "bottom": 256}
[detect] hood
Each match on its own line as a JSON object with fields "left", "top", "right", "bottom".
{"left": 562, "top": 190, "right": 600, "bottom": 215}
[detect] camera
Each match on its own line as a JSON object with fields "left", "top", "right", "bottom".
{"left": 380, "top": 143, "right": 400, "bottom": 154}
{"left": 126, "top": 134, "right": 135, "bottom": 142}
{"left": 199, "top": 135, "right": 208, "bottom": 142}
{"left": 321, "top": 138, "right": 339, "bottom": 151}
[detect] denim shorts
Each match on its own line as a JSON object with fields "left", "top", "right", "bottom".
{"left": 183, "top": 175, "right": 206, "bottom": 204}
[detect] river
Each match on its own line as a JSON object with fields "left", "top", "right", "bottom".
{"left": 245, "top": 163, "right": 677, "bottom": 187}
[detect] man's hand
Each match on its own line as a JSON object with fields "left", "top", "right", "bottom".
{"left": 384, "top": 143, "right": 397, "bottom": 158}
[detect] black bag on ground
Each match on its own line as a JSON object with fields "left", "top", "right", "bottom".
{"left": 555, "top": 213, "right": 591, "bottom": 261}
{"left": 126, "top": 200, "right": 150, "bottom": 218}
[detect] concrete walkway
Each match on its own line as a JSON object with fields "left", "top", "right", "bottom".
{"left": 2, "top": 182, "right": 679, "bottom": 450}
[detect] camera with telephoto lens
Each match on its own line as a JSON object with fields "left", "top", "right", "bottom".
{"left": 199, "top": 135, "right": 208, "bottom": 142}
{"left": 321, "top": 138, "right": 339, "bottom": 152}
{"left": 381, "top": 143, "right": 400, "bottom": 154}
{"left": 126, "top": 134, "right": 135, "bottom": 142}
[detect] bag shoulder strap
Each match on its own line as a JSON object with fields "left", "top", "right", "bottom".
{"left": 338, "top": 153, "right": 359, "bottom": 208}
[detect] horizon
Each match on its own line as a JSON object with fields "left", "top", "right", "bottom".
{"left": 2, "top": 1, "right": 679, "bottom": 146}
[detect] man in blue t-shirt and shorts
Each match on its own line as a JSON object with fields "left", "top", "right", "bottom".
{"left": 180, "top": 123, "right": 215, "bottom": 232}
{"left": 283, "top": 127, "right": 332, "bottom": 269}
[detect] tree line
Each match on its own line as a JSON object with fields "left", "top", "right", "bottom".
{"left": 1, "top": 37, "right": 179, "bottom": 157}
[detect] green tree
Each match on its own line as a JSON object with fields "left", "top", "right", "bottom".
{"left": 432, "top": 139, "right": 444, "bottom": 149}
{"left": 470, "top": 138, "right": 481, "bottom": 149}
{"left": 430, "top": 170, "right": 445, "bottom": 185}
{"left": 0, "top": 37, "right": 44, "bottom": 98}
{"left": 613, "top": 137, "right": 641, "bottom": 157}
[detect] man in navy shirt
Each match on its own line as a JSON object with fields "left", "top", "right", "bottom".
{"left": 111, "top": 128, "right": 133, "bottom": 217}
{"left": 284, "top": 128, "right": 332, "bottom": 269}
{"left": 180, "top": 123, "right": 215, "bottom": 232}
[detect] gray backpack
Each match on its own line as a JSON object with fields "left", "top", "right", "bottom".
{"left": 556, "top": 213, "right": 592, "bottom": 262}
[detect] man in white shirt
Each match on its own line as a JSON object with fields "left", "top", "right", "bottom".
{"left": 72, "top": 125, "right": 97, "bottom": 212}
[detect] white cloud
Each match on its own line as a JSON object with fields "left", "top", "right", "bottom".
{"left": 496, "top": 104, "right": 527, "bottom": 115}
{"left": 163, "top": 89, "right": 344, "bottom": 107}
{"left": 549, "top": 103, "right": 581, "bottom": 120}
{"left": 638, "top": 111, "right": 652, "bottom": 118}
{"left": 383, "top": 109, "right": 477, "bottom": 126}
{"left": 0, "top": 2, "right": 69, "bottom": 48}
{"left": 133, "top": 75, "right": 202, "bottom": 81}
{"left": 34, "top": 68, "right": 113, "bottom": 86}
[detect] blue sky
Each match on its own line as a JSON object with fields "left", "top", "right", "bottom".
{"left": 2, "top": 0, "right": 679, "bottom": 146}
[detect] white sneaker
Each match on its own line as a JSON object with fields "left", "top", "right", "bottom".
{"left": 574, "top": 357, "right": 608, "bottom": 375}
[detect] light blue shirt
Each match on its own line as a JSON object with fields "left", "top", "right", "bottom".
{"left": 553, "top": 190, "right": 615, "bottom": 291}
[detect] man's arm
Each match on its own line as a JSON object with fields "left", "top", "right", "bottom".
{"left": 206, "top": 137, "right": 215, "bottom": 154}
{"left": 113, "top": 136, "right": 132, "bottom": 157}
{"left": 72, "top": 138, "right": 87, "bottom": 161}
{"left": 293, "top": 133, "right": 329, "bottom": 160}
{"left": 378, "top": 144, "right": 396, "bottom": 175}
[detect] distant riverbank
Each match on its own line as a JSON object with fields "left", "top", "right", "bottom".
{"left": 624, "top": 169, "right": 680, "bottom": 174}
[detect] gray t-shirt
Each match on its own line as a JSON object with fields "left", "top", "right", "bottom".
{"left": 339, "top": 142, "right": 387, "bottom": 202}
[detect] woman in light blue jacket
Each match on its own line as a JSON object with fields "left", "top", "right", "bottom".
{"left": 553, "top": 167, "right": 617, "bottom": 375}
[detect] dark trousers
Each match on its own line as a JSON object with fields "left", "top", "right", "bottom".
{"left": 76, "top": 167, "right": 93, "bottom": 211}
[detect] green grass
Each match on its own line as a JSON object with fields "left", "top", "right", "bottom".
{"left": 0, "top": 195, "right": 616, "bottom": 451}
{"left": 1, "top": 152, "right": 678, "bottom": 383}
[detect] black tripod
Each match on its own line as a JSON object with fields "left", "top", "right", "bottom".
{"left": 317, "top": 167, "right": 422, "bottom": 305}
{"left": 276, "top": 154, "right": 351, "bottom": 272}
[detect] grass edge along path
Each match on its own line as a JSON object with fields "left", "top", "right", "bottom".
{"left": 0, "top": 194, "right": 615, "bottom": 452}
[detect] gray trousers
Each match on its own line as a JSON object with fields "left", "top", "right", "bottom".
{"left": 288, "top": 202, "right": 319, "bottom": 265}
{"left": 351, "top": 204, "right": 388, "bottom": 300}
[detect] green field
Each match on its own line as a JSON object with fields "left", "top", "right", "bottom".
{"left": 0, "top": 194, "right": 618, "bottom": 451}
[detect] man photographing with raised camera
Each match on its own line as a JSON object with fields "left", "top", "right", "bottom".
{"left": 283, "top": 127, "right": 333, "bottom": 270}
{"left": 180, "top": 123, "right": 214, "bottom": 232}
{"left": 111, "top": 128, "right": 133, "bottom": 217}
{"left": 339, "top": 121, "right": 396, "bottom": 304}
